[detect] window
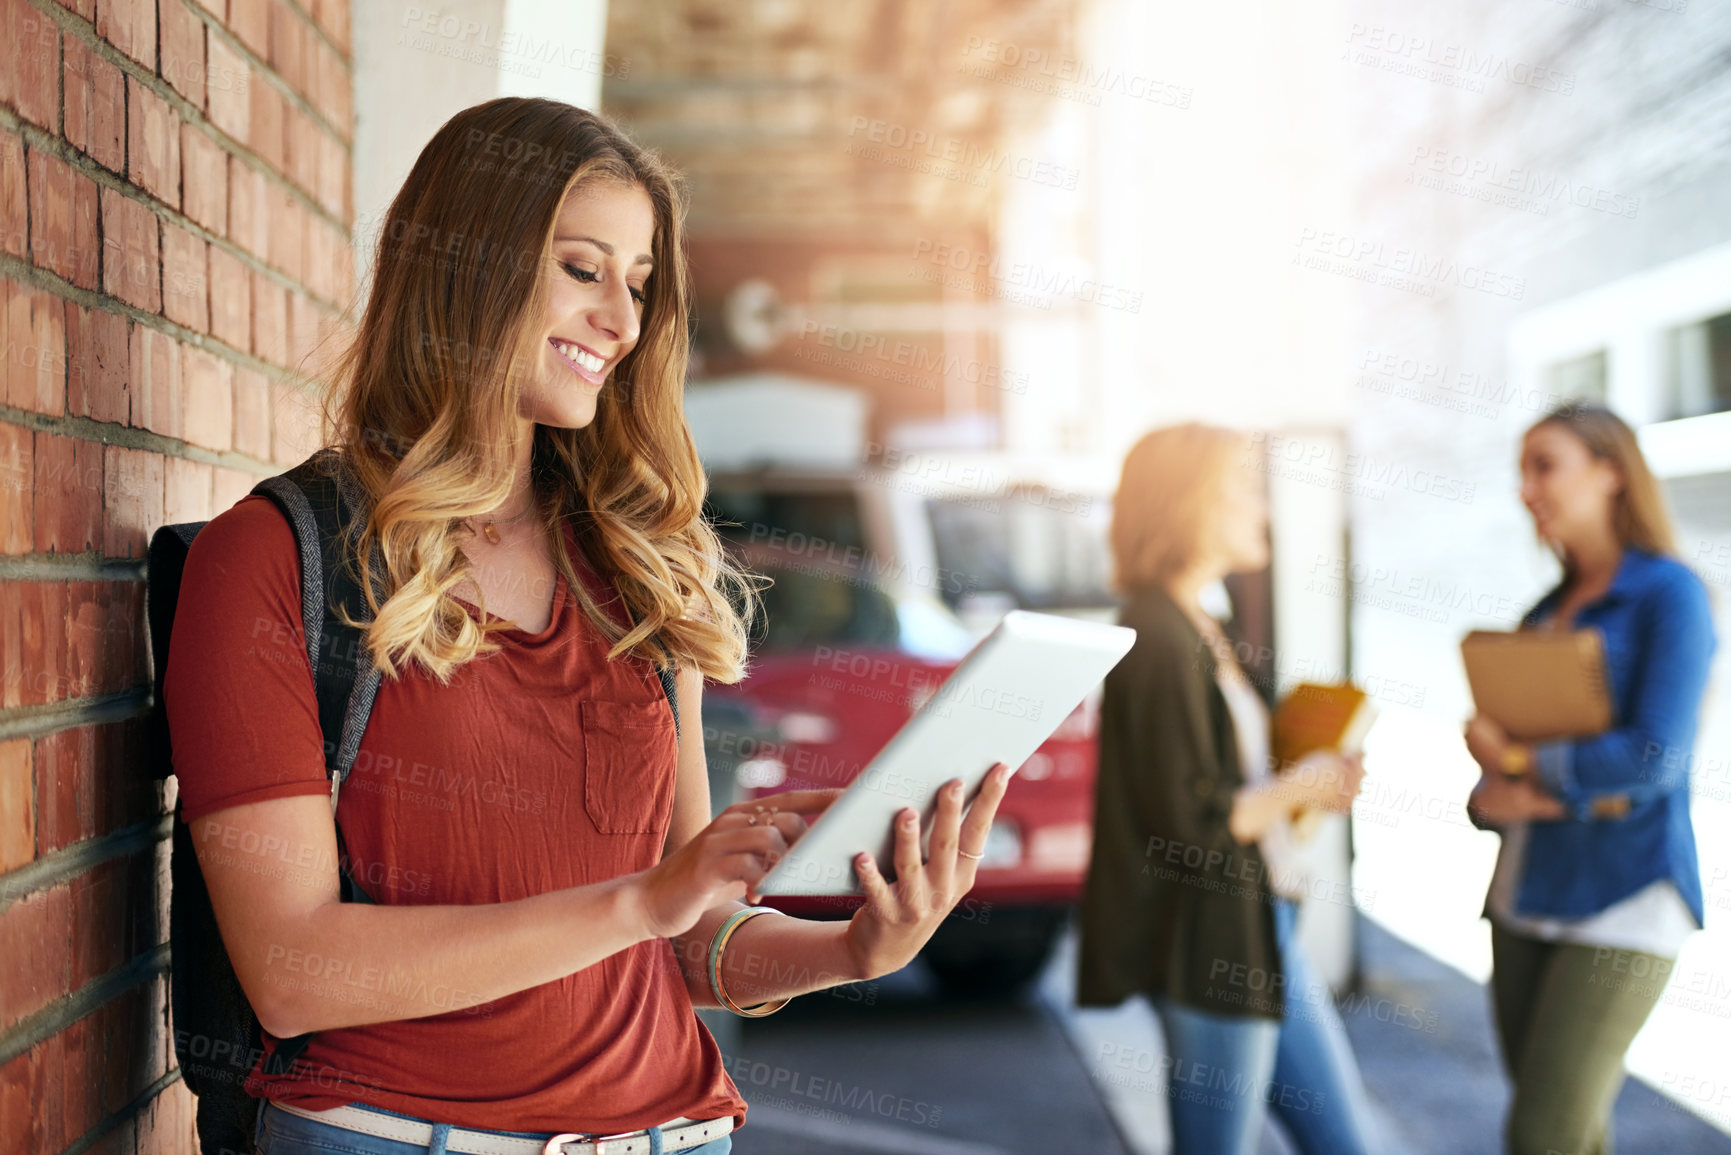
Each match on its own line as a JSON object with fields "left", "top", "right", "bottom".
{"left": 927, "top": 491, "right": 1114, "bottom": 611}
{"left": 1543, "top": 350, "right": 1608, "bottom": 406}
{"left": 1666, "top": 312, "right": 1731, "bottom": 420}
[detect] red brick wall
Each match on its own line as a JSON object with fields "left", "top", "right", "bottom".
{"left": 0, "top": 0, "right": 351, "bottom": 1149}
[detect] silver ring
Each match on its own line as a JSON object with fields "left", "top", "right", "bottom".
{"left": 958, "top": 848, "right": 985, "bottom": 861}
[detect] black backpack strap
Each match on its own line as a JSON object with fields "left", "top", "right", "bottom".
{"left": 251, "top": 448, "right": 384, "bottom": 813}
{"left": 658, "top": 655, "right": 680, "bottom": 739}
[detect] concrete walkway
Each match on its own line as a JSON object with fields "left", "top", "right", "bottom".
{"left": 1040, "top": 912, "right": 1731, "bottom": 1155}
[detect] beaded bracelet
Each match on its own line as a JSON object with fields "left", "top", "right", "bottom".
{"left": 707, "top": 905, "right": 791, "bottom": 1018}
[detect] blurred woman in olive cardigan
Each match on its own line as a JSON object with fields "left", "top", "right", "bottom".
{"left": 1077, "top": 424, "right": 1376, "bottom": 1155}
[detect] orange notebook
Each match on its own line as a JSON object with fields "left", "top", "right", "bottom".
{"left": 1460, "top": 629, "right": 1612, "bottom": 742}
{"left": 1273, "top": 682, "right": 1377, "bottom": 840}
{"left": 1274, "top": 682, "right": 1377, "bottom": 766}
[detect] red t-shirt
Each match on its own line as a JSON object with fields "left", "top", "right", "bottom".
{"left": 164, "top": 494, "right": 747, "bottom": 1133}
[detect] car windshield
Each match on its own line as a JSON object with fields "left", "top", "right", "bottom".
{"left": 744, "top": 563, "right": 900, "bottom": 653}
{"left": 705, "top": 489, "right": 868, "bottom": 556}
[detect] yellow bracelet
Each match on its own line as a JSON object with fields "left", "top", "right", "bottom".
{"left": 1500, "top": 744, "right": 1533, "bottom": 776}
{"left": 707, "top": 906, "right": 792, "bottom": 1018}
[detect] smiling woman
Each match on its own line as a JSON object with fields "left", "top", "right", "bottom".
{"left": 1465, "top": 405, "right": 1716, "bottom": 1155}
{"left": 162, "top": 97, "right": 1016, "bottom": 1155}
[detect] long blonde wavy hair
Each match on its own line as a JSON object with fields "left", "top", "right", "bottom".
{"left": 316, "top": 97, "right": 754, "bottom": 685}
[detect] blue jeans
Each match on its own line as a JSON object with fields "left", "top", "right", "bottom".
{"left": 253, "top": 1100, "right": 734, "bottom": 1155}
{"left": 1152, "top": 899, "right": 1377, "bottom": 1155}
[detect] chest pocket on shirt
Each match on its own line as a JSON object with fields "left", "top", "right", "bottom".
{"left": 581, "top": 698, "right": 678, "bottom": 834}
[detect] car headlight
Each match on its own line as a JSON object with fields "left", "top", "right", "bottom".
{"left": 1028, "top": 822, "right": 1092, "bottom": 872}
{"left": 776, "top": 712, "right": 837, "bottom": 743}
{"left": 736, "top": 757, "right": 787, "bottom": 789}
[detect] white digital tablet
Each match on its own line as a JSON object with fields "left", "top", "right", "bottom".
{"left": 754, "top": 610, "right": 1137, "bottom": 896}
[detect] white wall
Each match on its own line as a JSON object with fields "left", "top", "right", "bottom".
{"left": 352, "top": 0, "right": 611, "bottom": 293}
{"left": 995, "top": 0, "right": 1355, "bottom": 462}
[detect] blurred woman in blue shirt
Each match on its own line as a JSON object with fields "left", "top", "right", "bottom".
{"left": 1466, "top": 404, "right": 1717, "bottom": 1155}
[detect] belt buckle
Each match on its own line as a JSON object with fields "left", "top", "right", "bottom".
{"left": 543, "top": 1128, "right": 647, "bottom": 1155}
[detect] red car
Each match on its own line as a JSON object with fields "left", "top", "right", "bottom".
{"left": 699, "top": 469, "right": 1113, "bottom": 993}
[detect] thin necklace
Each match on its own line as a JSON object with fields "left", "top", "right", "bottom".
{"left": 471, "top": 499, "right": 535, "bottom": 546}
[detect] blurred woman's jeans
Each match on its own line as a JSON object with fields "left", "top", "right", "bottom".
{"left": 1152, "top": 899, "right": 1377, "bottom": 1155}
{"left": 254, "top": 1100, "right": 734, "bottom": 1155}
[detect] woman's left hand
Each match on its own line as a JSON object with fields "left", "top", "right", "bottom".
{"left": 1468, "top": 770, "right": 1567, "bottom": 825}
{"left": 1464, "top": 714, "right": 1511, "bottom": 774}
{"left": 843, "top": 762, "right": 1013, "bottom": 981}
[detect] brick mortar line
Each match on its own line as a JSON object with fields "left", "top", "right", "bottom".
{"left": 0, "top": 104, "right": 357, "bottom": 320}
{"left": 55, "top": 0, "right": 67, "bottom": 155}
{"left": 280, "top": 0, "right": 354, "bottom": 74}
{"left": 46, "top": 0, "right": 357, "bottom": 148}
{"left": 61, "top": 1067, "right": 185, "bottom": 1155}
{"left": 0, "top": 553, "right": 148, "bottom": 581}
{"left": 0, "top": 397, "right": 286, "bottom": 479}
{"left": 0, "top": 941, "right": 172, "bottom": 1069}
{"left": 0, "top": 813, "right": 173, "bottom": 915}
{"left": 0, "top": 688, "right": 154, "bottom": 746}
{"left": 181, "top": 0, "right": 356, "bottom": 148}
{"left": 25, "top": 0, "right": 355, "bottom": 238}
{"left": 0, "top": 248, "right": 342, "bottom": 401}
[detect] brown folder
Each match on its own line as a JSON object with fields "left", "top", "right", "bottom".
{"left": 1460, "top": 629, "right": 1613, "bottom": 742}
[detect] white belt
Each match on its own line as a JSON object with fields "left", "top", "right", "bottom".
{"left": 269, "top": 1101, "right": 735, "bottom": 1155}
